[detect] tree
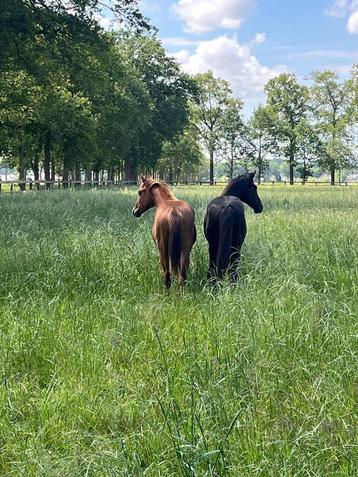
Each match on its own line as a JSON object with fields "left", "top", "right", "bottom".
{"left": 191, "top": 71, "right": 234, "bottom": 185}
{"left": 265, "top": 73, "right": 309, "bottom": 184}
{"left": 310, "top": 70, "right": 353, "bottom": 185}
{"left": 219, "top": 98, "right": 245, "bottom": 180}
{"left": 119, "top": 34, "right": 198, "bottom": 180}
{"left": 245, "top": 105, "right": 276, "bottom": 183}
{"left": 0, "top": 0, "right": 152, "bottom": 184}
{"left": 158, "top": 127, "right": 204, "bottom": 183}
{"left": 295, "top": 120, "right": 322, "bottom": 182}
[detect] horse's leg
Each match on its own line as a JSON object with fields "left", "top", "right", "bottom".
{"left": 208, "top": 239, "right": 219, "bottom": 281}
{"left": 179, "top": 252, "right": 189, "bottom": 288}
{"left": 158, "top": 239, "right": 171, "bottom": 289}
{"left": 160, "top": 253, "right": 171, "bottom": 289}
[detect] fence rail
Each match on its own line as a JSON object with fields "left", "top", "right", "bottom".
{"left": 0, "top": 179, "right": 358, "bottom": 192}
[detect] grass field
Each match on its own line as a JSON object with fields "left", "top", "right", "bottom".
{"left": 0, "top": 186, "right": 357, "bottom": 476}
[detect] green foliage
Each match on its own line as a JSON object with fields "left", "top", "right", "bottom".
{"left": 295, "top": 120, "right": 323, "bottom": 181}
{"left": 1, "top": 2, "right": 357, "bottom": 183}
{"left": 118, "top": 34, "right": 198, "bottom": 177}
{"left": 158, "top": 127, "right": 204, "bottom": 182}
{"left": 191, "top": 71, "right": 235, "bottom": 183}
{"left": 219, "top": 98, "right": 245, "bottom": 179}
{"left": 265, "top": 74, "right": 309, "bottom": 183}
{"left": 310, "top": 70, "right": 356, "bottom": 182}
{"left": 245, "top": 105, "right": 276, "bottom": 182}
{"left": 0, "top": 2, "right": 195, "bottom": 182}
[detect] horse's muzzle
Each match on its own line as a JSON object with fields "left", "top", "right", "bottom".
{"left": 132, "top": 208, "right": 142, "bottom": 218}
{"left": 254, "top": 204, "right": 263, "bottom": 214}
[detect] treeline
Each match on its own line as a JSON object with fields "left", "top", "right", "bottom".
{"left": 191, "top": 69, "right": 358, "bottom": 185}
{"left": 1, "top": 1, "right": 358, "bottom": 186}
{"left": 0, "top": 0, "right": 197, "bottom": 187}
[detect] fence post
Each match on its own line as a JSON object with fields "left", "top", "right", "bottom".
{"left": 0, "top": 179, "right": 2, "bottom": 193}
{"left": 29, "top": 179, "right": 33, "bottom": 191}
{"left": 10, "top": 183, "right": 13, "bottom": 193}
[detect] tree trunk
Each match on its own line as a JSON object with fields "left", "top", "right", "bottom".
{"left": 18, "top": 152, "right": 26, "bottom": 192}
{"left": 209, "top": 148, "right": 214, "bottom": 185}
{"left": 44, "top": 130, "right": 51, "bottom": 190}
{"left": 63, "top": 154, "right": 70, "bottom": 189}
{"left": 330, "top": 165, "right": 335, "bottom": 186}
{"left": 257, "top": 137, "right": 262, "bottom": 184}
{"left": 108, "top": 167, "right": 114, "bottom": 186}
{"left": 289, "top": 146, "right": 294, "bottom": 185}
{"left": 229, "top": 147, "right": 234, "bottom": 180}
{"left": 31, "top": 154, "right": 40, "bottom": 190}
{"left": 93, "top": 170, "right": 99, "bottom": 186}
{"left": 51, "top": 156, "right": 55, "bottom": 182}
{"left": 75, "top": 162, "right": 81, "bottom": 188}
{"left": 85, "top": 169, "right": 92, "bottom": 187}
{"left": 124, "top": 156, "right": 137, "bottom": 182}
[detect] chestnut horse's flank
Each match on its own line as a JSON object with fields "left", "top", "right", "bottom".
{"left": 132, "top": 178, "right": 196, "bottom": 288}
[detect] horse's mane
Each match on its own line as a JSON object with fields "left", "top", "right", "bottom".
{"left": 145, "top": 178, "right": 176, "bottom": 200}
{"left": 222, "top": 177, "right": 239, "bottom": 196}
{"left": 222, "top": 173, "right": 252, "bottom": 197}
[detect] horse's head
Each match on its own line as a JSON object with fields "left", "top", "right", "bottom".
{"left": 132, "top": 177, "right": 158, "bottom": 218}
{"left": 224, "top": 171, "right": 263, "bottom": 213}
{"left": 239, "top": 171, "right": 263, "bottom": 213}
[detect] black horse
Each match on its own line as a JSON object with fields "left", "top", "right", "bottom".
{"left": 204, "top": 171, "right": 263, "bottom": 281}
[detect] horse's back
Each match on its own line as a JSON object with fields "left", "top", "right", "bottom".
{"left": 205, "top": 196, "right": 246, "bottom": 236}
{"left": 154, "top": 199, "right": 196, "bottom": 248}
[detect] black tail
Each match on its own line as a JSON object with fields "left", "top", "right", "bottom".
{"left": 170, "top": 212, "right": 181, "bottom": 275}
{"left": 216, "top": 207, "right": 233, "bottom": 277}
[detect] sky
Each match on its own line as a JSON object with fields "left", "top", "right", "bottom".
{"left": 100, "top": 0, "right": 358, "bottom": 114}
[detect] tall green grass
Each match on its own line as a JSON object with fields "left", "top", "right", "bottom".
{"left": 0, "top": 186, "right": 357, "bottom": 476}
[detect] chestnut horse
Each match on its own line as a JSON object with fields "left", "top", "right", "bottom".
{"left": 132, "top": 177, "right": 196, "bottom": 289}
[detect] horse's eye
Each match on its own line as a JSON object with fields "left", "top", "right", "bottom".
{"left": 138, "top": 190, "right": 143, "bottom": 195}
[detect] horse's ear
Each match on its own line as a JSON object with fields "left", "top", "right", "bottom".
{"left": 141, "top": 176, "right": 147, "bottom": 184}
{"left": 250, "top": 171, "right": 256, "bottom": 180}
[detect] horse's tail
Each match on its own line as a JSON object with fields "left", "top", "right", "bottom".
{"left": 169, "top": 211, "right": 181, "bottom": 275}
{"left": 216, "top": 206, "right": 233, "bottom": 277}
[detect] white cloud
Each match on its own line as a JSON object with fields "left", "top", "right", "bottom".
{"left": 254, "top": 32, "right": 266, "bottom": 44}
{"left": 325, "top": 0, "right": 352, "bottom": 17}
{"left": 95, "top": 13, "right": 114, "bottom": 30}
{"left": 172, "top": 0, "right": 256, "bottom": 33}
{"left": 347, "top": 9, "right": 358, "bottom": 32}
{"left": 171, "top": 35, "right": 285, "bottom": 101}
{"left": 325, "top": 1, "right": 358, "bottom": 33}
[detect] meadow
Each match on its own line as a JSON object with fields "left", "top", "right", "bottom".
{"left": 0, "top": 185, "right": 357, "bottom": 476}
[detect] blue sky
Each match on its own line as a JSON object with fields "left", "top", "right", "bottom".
{"left": 101, "top": 0, "right": 358, "bottom": 112}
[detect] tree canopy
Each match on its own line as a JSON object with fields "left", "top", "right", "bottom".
{"left": 1, "top": 2, "right": 357, "bottom": 185}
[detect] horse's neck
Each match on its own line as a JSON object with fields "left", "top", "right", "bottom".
{"left": 152, "top": 187, "right": 176, "bottom": 206}
{"left": 222, "top": 182, "right": 241, "bottom": 198}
